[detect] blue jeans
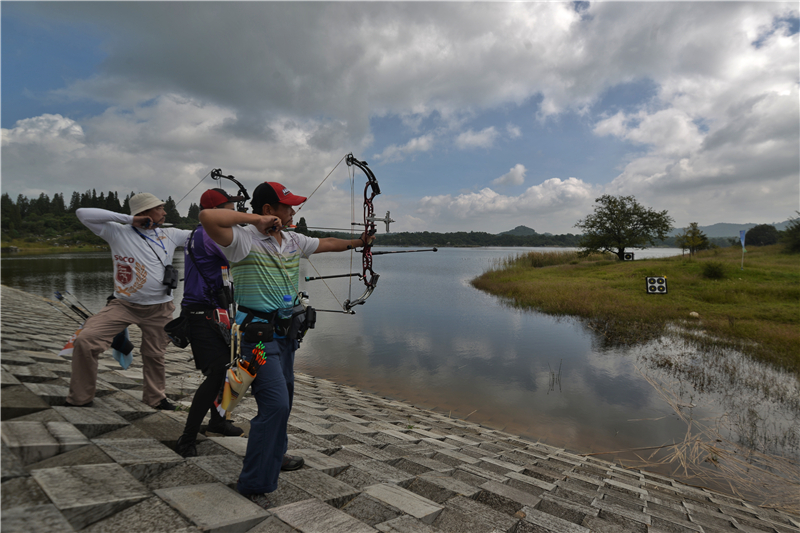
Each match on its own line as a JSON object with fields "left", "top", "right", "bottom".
{"left": 236, "top": 336, "right": 297, "bottom": 495}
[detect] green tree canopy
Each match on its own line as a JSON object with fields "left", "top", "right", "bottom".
{"left": 296, "top": 217, "right": 308, "bottom": 235}
{"left": 164, "top": 196, "right": 181, "bottom": 224}
{"left": 187, "top": 203, "right": 200, "bottom": 222}
{"left": 575, "top": 195, "right": 674, "bottom": 260}
{"left": 745, "top": 224, "right": 779, "bottom": 246}
{"left": 782, "top": 212, "right": 800, "bottom": 253}
{"left": 675, "top": 222, "right": 710, "bottom": 256}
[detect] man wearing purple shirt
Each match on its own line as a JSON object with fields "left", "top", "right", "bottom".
{"left": 176, "top": 188, "right": 245, "bottom": 457}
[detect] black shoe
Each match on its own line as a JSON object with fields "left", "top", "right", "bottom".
{"left": 64, "top": 401, "right": 93, "bottom": 407}
{"left": 242, "top": 493, "right": 271, "bottom": 510}
{"left": 281, "top": 454, "right": 304, "bottom": 471}
{"left": 175, "top": 435, "right": 197, "bottom": 458}
{"left": 206, "top": 419, "right": 244, "bottom": 437}
{"left": 154, "top": 398, "right": 176, "bottom": 410}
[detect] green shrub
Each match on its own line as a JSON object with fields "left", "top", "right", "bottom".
{"left": 701, "top": 261, "right": 726, "bottom": 280}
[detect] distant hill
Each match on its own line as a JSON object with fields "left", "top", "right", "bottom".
{"left": 500, "top": 225, "right": 537, "bottom": 236}
{"left": 670, "top": 220, "right": 792, "bottom": 238}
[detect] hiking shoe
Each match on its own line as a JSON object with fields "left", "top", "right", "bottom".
{"left": 175, "top": 435, "right": 197, "bottom": 458}
{"left": 64, "top": 401, "right": 93, "bottom": 407}
{"left": 206, "top": 419, "right": 244, "bottom": 437}
{"left": 242, "top": 493, "right": 271, "bottom": 510}
{"left": 281, "top": 454, "right": 304, "bottom": 471}
{"left": 154, "top": 398, "right": 176, "bottom": 411}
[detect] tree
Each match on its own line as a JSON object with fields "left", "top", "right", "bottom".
{"left": 296, "top": 217, "right": 308, "bottom": 235}
{"left": 782, "top": 212, "right": 800, "bottom": 253}
{"left": 187, "top": 203, "right": 200, "bottom": 222}
{"left": 68, "top": 191, "right": 81, "bottom": 212}
{"left": 575, "top": 195, "right": 674, "bottom": 260}
{"left": 164, "top": 196, "right": 181, "bottom": 224}
{"left": 675, "top": 222, "right": 710, "bottom": 256}
{"left": 745, "top": 224, "right": 779, "bottom": 246}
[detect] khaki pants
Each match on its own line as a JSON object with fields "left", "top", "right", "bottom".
{"left": 67, "top": 299, "right": 174, "bottom": 406}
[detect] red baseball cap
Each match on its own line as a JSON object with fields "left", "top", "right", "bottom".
{"left": 200, "top": 188, "right": 245, "bottom": 209}
{"left": 251, "top": 182, "right": 307, "bottom": 213}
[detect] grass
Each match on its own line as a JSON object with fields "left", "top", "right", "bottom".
{"left": 1, "top": 238, "right": 108, "bottom": 255}
{"left": 471, "top": 245, "right": 800, "bottom": 375}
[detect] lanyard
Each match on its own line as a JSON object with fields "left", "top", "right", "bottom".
{"left": 133, "top": 227, "right": 167, "bottom": 254}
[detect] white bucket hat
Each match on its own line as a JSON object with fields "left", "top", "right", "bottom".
{"left": 129, "top": 193, "right": 165, "bottom": 215}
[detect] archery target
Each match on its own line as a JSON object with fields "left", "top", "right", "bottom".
{"left": 646, "top": 276, "right": 668, "bottom": 294}
{"left": 623, "top": 252, "right": 634, "bottom": 261}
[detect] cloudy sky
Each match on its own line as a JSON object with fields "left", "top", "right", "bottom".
{"left": 2, "top": 2, "right": 798, "bottom": 234}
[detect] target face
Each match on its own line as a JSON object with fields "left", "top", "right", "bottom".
{"left": 623, "top": 253, "right": 634, "bottom": 261}
{"left": 645, "top": 276, "right": 668, "bottom": 294}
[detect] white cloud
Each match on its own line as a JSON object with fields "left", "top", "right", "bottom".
{"left": 455, "top": 127, "right": 499, "bottom": 150}
{"left": 2, "top": 2, "right": 797, "bottom": 232}
{"left": 418, "top": 177, "right": 596, "bottom": 232}
{"left": 373, "top": 134, "right": 435, "bottom": 163}
{"left": 492, "top": 164, "right": 527, "bottom": 187}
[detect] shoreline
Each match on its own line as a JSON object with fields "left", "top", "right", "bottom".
{"left": 2, "top": 283, "right": 799, "bottom": 526}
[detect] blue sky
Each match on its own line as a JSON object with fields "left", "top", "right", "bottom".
{"left": 2, "top": 2, "right": 798, "bottom": 234}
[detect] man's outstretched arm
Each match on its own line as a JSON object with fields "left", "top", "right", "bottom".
{"left": 199, "top": 210, "right": 281, "bottom": 247}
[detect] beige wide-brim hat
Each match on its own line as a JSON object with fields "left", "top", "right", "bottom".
{"left": 129, "top": 193, "right": 165, "bottom": 215}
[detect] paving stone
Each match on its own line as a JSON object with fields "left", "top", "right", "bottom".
{"left": 145, "top": 462, "right": 219, "bottom": 490}
{"left": 131, "top": 411, "right": 186, "bottom": 446}
{"left": 94, "top": 392, "right": 156, "bottom": 421}
{"left": 265, "top": 475, "right": 317, "bottom": 508}
{"left": 536, "top": 492, "right": 599, "bottom": 525}
{"left": 1, "top": 440, "right": 28, "bottom": 481}
{"left": 290, "top": 448, "right": 349, "bottom": 476}
{"left": 411, "top": 471, "right": 482, "bottom": 502}
{"left": 516, "top": 505, "right": 592, "bottom": 533}
{"left": 0, "top": 503, "right": 77, "bottom": 533}
{"left": 287, "top": 431, "right": 341, "bottom": 452}
{"left": 0, "top": 352, "right": 37, "bottom": 366}
{"left": 244, "top": 515, "right": 299, "bottom": 532}
{"left": 92, "top": 438, "right": 183, "bottom": 482}
{"left": 505, "top": 471, "right": 557, "bottom": 496}
{"left": 0, "top": 384, "right": 52, "bottom": 419}
{"left": 31, "top": 463, "right": 151, "bottom": 529}
{"left": 590, "top": 497, "right": 651, "bottom": 530}
{"left": 271, "top": 497, "right": 377, "bottom": 533}
{"left": 25, "top": 442, "right": 114, "bottom": 471}
{"left": 12, "top": 408, "right": 67, "bottom": 423}
{"left": 203, "top": 436, "right": 247, "bottom": 456}
{"left": 451, "top": 463, "right": 507, "bottom": 486}
{"left": 432, "top": 495, "right": 519, "bottom": 533}
{"left": 21, "top": 382, "right": 72, "bottom": 405}
{"left": 155, "top": 482, "right": 269, "bottom": 532}
{"left": 283, "top": 468, "right": 361, "bottom": 508}
{"left": 432, "top": 448, "right": 481, "bottom": 466}
{"left": 52, "top": 405, "right": 130, "bottom": 438}
{"left": 375, "top": 514, "right": 443, "bottom": 533}
{"left": 2, "top": 363, "right": 60, "bottom": 382}
{"left": 2, "top": 420, "right": 89, "bottom": 465}
{"left": 1, "top": 367, "right": 23, "bottom": 387}
{"left": 97, "top": 371, "right": 142, "bottom": 390}
{"left": 478, "top": 456, "right": 526, "bottom": 475}
{"left": 364, "top": 483, "right": 443, "bottom": 525}
{"left": 81, "top": 496, "right": 199, "bottom": 533}
{"left": 474, "top": 479, "right": 542, "bottom": 516}
{"left": 336, "top": 459, "right": 416, "bottom": 490}
{"left": 345, "top": 444, "right": 400, "bottom": 462}
{"left": 404, "top": 455, "right": 456, "bottom": 474}
{"left": 342, "top": 492, "right": 404, "bottom": 526}
{"left": 1, "top": 475, "right": 51, "bottom": 510}
{"left": 188, "top": 454, "right": 244, "bottom": 488}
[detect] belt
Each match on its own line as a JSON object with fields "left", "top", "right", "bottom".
{"left": 237, "top": 305, "right": 277, "bottom": 322}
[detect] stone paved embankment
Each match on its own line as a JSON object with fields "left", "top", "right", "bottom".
{"left": 2, "top": 284, "right": 799, "bottom": 532}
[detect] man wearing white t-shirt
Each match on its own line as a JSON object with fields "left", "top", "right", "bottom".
{"left": 66, "top": 193, "right": 192, "bottom": 409}
{"left": 200, "top": 181, "right": 374, "bottom": 505}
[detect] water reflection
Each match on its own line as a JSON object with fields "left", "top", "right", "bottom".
{"left": 3, "top": 247, "right": 795, "bottom": 468}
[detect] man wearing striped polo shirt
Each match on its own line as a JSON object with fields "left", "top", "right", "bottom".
{"left": 200, "top": 181, "right": 373, "bottom": 506}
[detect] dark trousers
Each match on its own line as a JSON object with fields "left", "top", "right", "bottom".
{"left": 182, "top": 309, "right": 229, "bottom": 439}
{"left": 236, "top": 336, "right": 297, "bottom": 495}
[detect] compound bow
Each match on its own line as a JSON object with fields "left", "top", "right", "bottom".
{"left": 303, "top": 153, "right": 437, "bottom": 313}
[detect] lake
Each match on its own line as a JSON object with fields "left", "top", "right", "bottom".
{"left": 2, "top": 246, "right": 797, "bottom": 483}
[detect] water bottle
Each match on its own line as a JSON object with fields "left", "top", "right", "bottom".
{"left": 277, "top": 295, "right": 294, "bottom": 320}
